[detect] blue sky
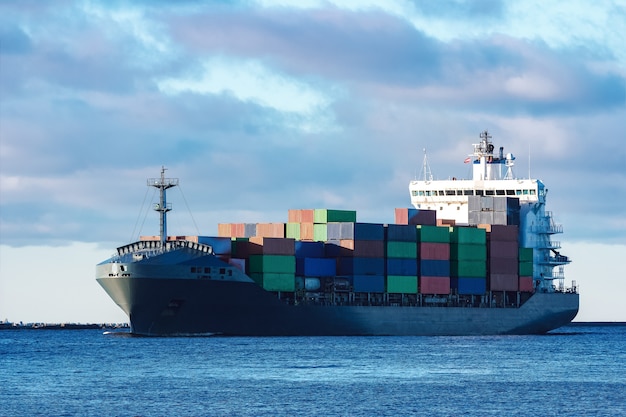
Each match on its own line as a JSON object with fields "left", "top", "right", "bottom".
{"left": 1, "top": 0, "right": 625, "bottom": 323}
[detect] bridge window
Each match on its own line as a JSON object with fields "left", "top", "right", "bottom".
{"left": 523, "top": 189, "right": 529, "bottom": 195}
{"left": 204, "top": 267, "right": 211, "bottom": 273}
{"left": 446, "top": 190, "right": 455, "bottom": 196}
{"left": 516, "top": 190, "right": 522, "bottom": 195}
{"left": 191, "top": 267, "right": 197, "bottom": 273}
{"left": 425, "top": 190, "right": 431, "bottom": 196}
{"left": 456, "top": 190, "right": 463, "bottom": 195}
{"left": 463, "top": 190, "right": 473, "bottom": 195}
{"left": 476, "top": 190, "right": 484, "bottom": 196}
{"left": 506, "top": 189, "right": 515, "bottom": 195}
{"left": 485, "top": 190, "right": 495, "bottom": 195}
{"left": 496, "top": 190, "right": 505, "bottom": 195}
{"left": 219, "top": 268, "right": 226, "bottom": 275}
{"left": 419, "top": 190, "right": 425, "bottom": 196}
{"left": 530, "top": 189, "right": 536, "bottom": 195}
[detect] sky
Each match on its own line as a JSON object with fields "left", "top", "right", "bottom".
{"left": 1, "top": 0, "right": 625, "bottom": 324}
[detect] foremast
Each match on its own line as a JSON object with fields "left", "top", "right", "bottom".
{"left": 148, "top": 167, "right": 179, "bottom": 246}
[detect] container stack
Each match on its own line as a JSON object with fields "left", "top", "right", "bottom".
{"left": 417, "top": 225, "right": 451, "bottom": 295}
{"left": 487, "top": 225, "right": 519, "bottom": 291}
{"left": 385, "top": 224, "right": 419, "bottom": 294}
{"left": 213, "top": 205, "right": 531, "bottom": 300}
{"left": 294, "top": 240, "right": 336, "bottom": 293}
{"left": 286, "top": 209, "right": 314, "bottom": 241}
{"left": 246, "top": 237, "right": 296, "bottom": 292}
{"left": 450, "top": 226, "right": 487, "bottom": 295}
{"left": 328, "top": 222, "right": 386, "bottom": 293}
{"left": 518, "top": 247, "right": 534, "bottom": 292}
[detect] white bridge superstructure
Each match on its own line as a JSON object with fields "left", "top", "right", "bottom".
{"left": 409, "top": 131, "right": 572, "bottom": 293}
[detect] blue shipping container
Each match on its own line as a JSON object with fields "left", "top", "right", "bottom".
{"left": 296, "top": 257, "right": 336, "bottom": 277}
{"left": 295, "top": 241, "right": 325, "bottom": 258}
{"left": 451, "top": 277, "right": 487, "bottom": 295}
{"left": 337, "top": 257, "right": 385, "bottom": 275}
{"left": 353, "top": 275, "right": 385, "bottom": 293}
{"left": 386, "top": 258, "right": 418, "bottom": 276}
{"left": 420, "top": 259, "right": 451, "bottom": 277}
{"left": 386, "top": 224, "right": 418, "bottom": 242}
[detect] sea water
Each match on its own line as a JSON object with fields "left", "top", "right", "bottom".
{"left": 1, "top": 324, "right": 624, "bottom": 416}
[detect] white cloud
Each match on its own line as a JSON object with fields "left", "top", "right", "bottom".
{"left": 157, "top": 57, "right": 339, "bottom": 133}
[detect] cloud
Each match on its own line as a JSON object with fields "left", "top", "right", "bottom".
{"left": 157, "top": 56, "right": 338, "bottom": 132}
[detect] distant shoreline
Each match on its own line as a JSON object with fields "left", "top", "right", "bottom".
{"left": 0, "top": 322, "right": 129, "bottom": 330}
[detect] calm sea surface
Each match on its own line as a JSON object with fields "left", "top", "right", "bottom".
{"left": 1, "top": 324, "right": 624, "bottom": 416}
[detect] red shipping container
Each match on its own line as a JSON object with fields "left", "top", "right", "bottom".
{"left": 488, "top": 241, "right": 519, "bottom": 259}
{"left": 419, "top": 276, "right": 451, "bottom": 294}
{"left": 519, "top": 276, "right": 534, "bottom": 292}
{"left": 489, "top": 225, "right": 519, "bottom": 241}
{"left": 489, "top": 257, "right": 518, "bottom": 274}
{"left": 231, "top": 223, "right": 245, "bottom": 238}
{"left": 489, "top": 273, "right": 519, "bottom": 291}
{"left": 419, "top": 242, "right": 450, "bottom": 260}
{"left": 340, "top": 239, "right": 385, "bottom": 258}
{"left": 249, "top": 237, "right": 295, "bottom": 255}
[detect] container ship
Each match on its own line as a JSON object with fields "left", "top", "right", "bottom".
{"left": 96, "top": 131, "right": 579, "bottom": 336}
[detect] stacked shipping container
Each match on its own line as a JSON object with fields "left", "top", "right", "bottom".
{"left": 487, "top": 225, "right": 519, "bottom": 291}
{"left": 211, "top": 204, "right": 532, "bottom": 299}
{"left": 386, "top": 224, "right": 419, "bottom": 294}
{"left": 417, "top": 225, "right": 451, "bottom": 294}
{"left": 450, "top": 227, "right": 487, "bottom": 295}
{"left": 519, "top": 247, "right": 534, "bottom": 292}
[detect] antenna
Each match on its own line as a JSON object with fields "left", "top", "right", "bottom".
{"left": 420, "top": 148, "right": 433, "bottom": 181}
{"left": 528, "top": 143, "right": 530, "bottom": 179}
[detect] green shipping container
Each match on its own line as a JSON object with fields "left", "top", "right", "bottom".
{"left": 249, "top": 255, "right": 295, "bottom": 274}
{"left": 250, "top": 272, "right": 296, "bottom": 292}
{"left": 313, "top": 209, "right": 357, "bottom": 224}
{"left": 519, "top": 261, "right": 533, "bottom": 276}
{"left": 313, "top": 223, "right": 328, "bottom": 242}
{"left": 519, "top": 247, "right": 534, "bottom": 262}
{"left": 450, "top": 243, "right": 487, "bottom": 261}
{"left": 450, "top": 260, "right": 487, "bottom": 278}
{"left": 450, "top": 227, "right": 487, "bottom": 244}
{"left": 285, "top": 222, "right": 300, "bottom": 240}
{"left": 386, "top": 275, "right": 418, "bottom": 293}
{"left": 386, "top": 241, "right": 418, "bottom": 259}
{"left": 417, "top": 225, "right": 450, "bottom": 243}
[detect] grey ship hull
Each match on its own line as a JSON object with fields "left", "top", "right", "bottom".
{"left": 97, "top": 275, "right": 579, "bottom": 336}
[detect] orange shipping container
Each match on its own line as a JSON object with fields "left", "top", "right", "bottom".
{"left": 288, "top": 209, "right": 314, "bottom": 223}
{"left": 256, "top": 223, "right": 286, "bottom": 238}
{"left": 300, "top": 222, "right": 314, "bottom": 241}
